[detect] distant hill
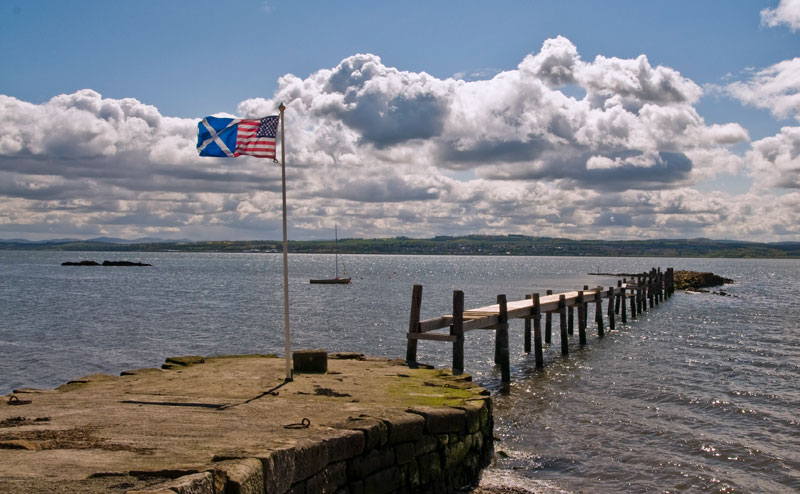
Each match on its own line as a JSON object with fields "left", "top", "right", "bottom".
{"left": 1, "top": 236, "right": 190, "bottom": 245}
{"left": 85, "top": 236, "right": 192, "bottom": 244}
{"left": 1, "top": 235, "right": 799, "bottom": 258}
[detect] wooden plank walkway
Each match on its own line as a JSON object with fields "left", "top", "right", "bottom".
{"left": 406, "top": 267, "right": 674, "bottom": 384}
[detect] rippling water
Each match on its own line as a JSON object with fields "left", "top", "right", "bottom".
{"left": 1, "top": 251, "right": 798, "bottom": 492}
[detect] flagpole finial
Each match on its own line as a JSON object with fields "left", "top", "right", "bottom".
{"left": 279, "top": 102, "right": 285, "bottom": 112}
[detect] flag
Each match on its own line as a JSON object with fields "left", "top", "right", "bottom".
{"left": 197, "top": 115, "right": 279, "bottom": 159}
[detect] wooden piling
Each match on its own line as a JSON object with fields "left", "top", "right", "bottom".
{"left": 404, "top": 266, "right": 676, "bottom": 384}
{"left": 524, "top": 294, "right": 532, "bottom": 354}
{"left": 607, "top": 286, "right": 615, "bottom": 330}
{"left": 668, "top": 268, "right": 672, "bottom": 297}
{"left": 406, "top": 284, "right": 423, "bottom": 363}
{"left": 532, "top": 293, "right": 543, "bottom": 368}
{"left": 583, "top": 285, "right": 590, "bottom": 328}
{"left": 649, "top": 270, "right": 655, "bottom": 308}
{"left": 638, "top": 275, "right": 645, "bottom": 313}
{"left": 568, "top": 305, "right": 575, "bottom": 335}
{"left": 559, "top": 294, "right": 568, "bottom": 356}
{"left": 621, "top": 285, "right": 628, "bottom": 324}
{"left": 545, "top": 289, "right": 553, "bottom": 344}
{"left": 496, "top": 294, "right": 510, "bottom": 383}
{"left": 577, "top": 290, "right": 587, "bottom": 345}
{"left": 595, "top": 286, "right": 604, "bottom": 337}
{"left": 451, "top": 290, "right": 464, "bottom": 375}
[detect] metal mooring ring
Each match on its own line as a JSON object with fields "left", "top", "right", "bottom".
{"left": 7, "top": 395, "right": 31, "bottom": 405}
{"left": 283, "top": 417, "right": 311, "bottom": 429}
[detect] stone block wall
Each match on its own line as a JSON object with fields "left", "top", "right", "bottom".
{"left": 130, "top": 398, "right": 493, "bottom": 494}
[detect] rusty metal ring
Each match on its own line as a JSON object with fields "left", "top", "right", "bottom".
{"left": 283, "top": 417, "right": 311, "bottom": 429}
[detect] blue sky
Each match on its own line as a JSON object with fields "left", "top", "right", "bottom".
{"left": 1, "top": 0, "right": 799, "bottom": 241}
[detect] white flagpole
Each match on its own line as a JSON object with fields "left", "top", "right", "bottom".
{"left": 279, "top": 103, "right": 292, "bottom": 382}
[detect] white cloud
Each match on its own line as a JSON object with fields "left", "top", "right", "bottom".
{"left": 761, "top": 0, "right": 800, "bottom": 31}
{"left": 0, "top": 37, "right": 792, "bottom": 241}
{"left": 725, "top": 58, "right": 800, "bottom": 121}
{"left": 260, "top": 37, "right": 743, "bottom": 192}
{"left": 747, "top": 126, "right": 800, "bottom": 189}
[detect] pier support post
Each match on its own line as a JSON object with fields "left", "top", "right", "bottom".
{"left": 568, "top": 305, "right": 574, "bottom": 335}
{"left": 577, "top": 291, "right": 587, "bottom": 345}
{"left": 582, "top": 285, "right": 589, "bottom": 328}
{"left": 496, "top": 294, "right": 510, "bottom": 383}
{"left": 532, "top": 293, "right": 543, "bottom": 368}
{"left": 524, "top": 294, "right": 532, "bottom": 353}
{"left": 406, "top": 284, "right": 423, "bottom": 363}
{"left": 657, "top": 268, "right": 662, "bottom": 304}
{"left": 615, "top": 280, "right": 622, "bottom": 314}
{"left": 595, "top": 287, "right": 604, "bottom": 337}
{"left": 559, "top": 294, "right": 568, "bottom": 356}
{"left": 607, "top": 286, "right": 615, "bottom": 330}
{"left": 621, "top": 286, "right": 628, "bottom": 324}
{"left": 451, "top": 290, "right": 464, "bottom": 375}
{"left": 638, "top": 275, "right": 645, "bottom": 313}
{"left": 649, "top": 270, "right": 655, "bottom": 308}
{"left": 641, "top": 274, "right": 647, "bottom": 312}
{"left": 545, "top": 289, "right": 553, "bottom": 344}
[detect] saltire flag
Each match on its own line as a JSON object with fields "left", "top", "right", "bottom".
{"left": 197, "top": 115, "right": 279, "bottom": 159}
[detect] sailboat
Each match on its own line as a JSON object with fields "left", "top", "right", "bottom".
{"left": 310, "top": 225, "right": 351, "bottom": 284}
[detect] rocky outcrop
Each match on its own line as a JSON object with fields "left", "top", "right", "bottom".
{"left": 62, "top": 260, "right": 151, "bottom": 266}
{"left": 673, "top": 270, "right": 733, "bottom": 290}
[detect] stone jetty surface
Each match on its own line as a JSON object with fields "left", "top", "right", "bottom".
{"left": 0, "top": 354, "right": 493, "bottom": 494}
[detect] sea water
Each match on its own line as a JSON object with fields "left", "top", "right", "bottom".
{"left": 1, "top": 251, "right": 798, "bottom": 492}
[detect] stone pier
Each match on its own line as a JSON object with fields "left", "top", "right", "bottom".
{"left": 0, "top": 354, "right": 493, "bottom": 494}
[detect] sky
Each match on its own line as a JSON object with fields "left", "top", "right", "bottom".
{"left": 1, "top": 0, "right": 799, "bottom": 242}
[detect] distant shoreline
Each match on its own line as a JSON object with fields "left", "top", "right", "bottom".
{"left": 2, "top": 235, "right": 799, "bottom": 259}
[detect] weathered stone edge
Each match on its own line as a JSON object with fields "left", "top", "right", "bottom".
{"left": 125, "top": 398, "right": 493, "bottom": 494}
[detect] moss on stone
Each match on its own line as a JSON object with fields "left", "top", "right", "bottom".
{"left": 386, "top": 375, "right": 476, "bottom": 408}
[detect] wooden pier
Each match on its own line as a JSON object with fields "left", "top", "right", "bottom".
{"left": 406, "top": 267, "right": 675, "bottom": 383}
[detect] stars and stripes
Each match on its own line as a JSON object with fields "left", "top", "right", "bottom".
{"left": 235, "top": 116, "right": 278, "bottom": 158}
{"left": 196, "top": 115, "right": 279, "bottom": 159}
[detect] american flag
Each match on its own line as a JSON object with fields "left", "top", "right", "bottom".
{"left": 234, "top": 116, "right": 278, "bottom": 159}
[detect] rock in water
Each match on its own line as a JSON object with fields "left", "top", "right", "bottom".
{"left": 101, "top": 260, "right": 151, "bottom": 266}
{"left": 62, "top": 260, "right": 151, "bottom": 266}
{"left": 673, "top": 270, "right": 733, "bottom": 290}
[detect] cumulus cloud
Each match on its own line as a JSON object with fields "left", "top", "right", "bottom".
{"left": 725, "top": 58, "right": 800, "bottom": 121}
{"left": 0, "top": 37, "right": 793, "bottom": 241}
{"left": 257, "top": 37, "right": 742, "bottom": 188}
{"left": 747, "top": 126, "right": 800, "bottom": 189}
{"left": 761, "top": 0, "right": 800, "bottom": 31}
